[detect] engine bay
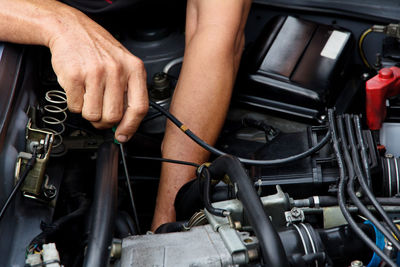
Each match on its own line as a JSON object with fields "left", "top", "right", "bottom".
{"left": 1, "top": 1, "right": 400, "bottom": 266}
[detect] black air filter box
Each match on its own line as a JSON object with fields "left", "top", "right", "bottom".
{"left": 238, "top": 16, "right": 353, "bottom": 121}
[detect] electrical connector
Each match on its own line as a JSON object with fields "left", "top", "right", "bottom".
{"left": 372, "top": 23, "right": 400, "bottom": 39}
{"left": 25, "top": 254, "right": 42, "bottom": 267}
{"left": 42, "top": 243, "right": 60, "bottom": 267}
{"left": 384, "top": 23, "right": 400, "bottom": 39}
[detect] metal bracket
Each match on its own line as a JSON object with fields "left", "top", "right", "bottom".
{"left": 14, "top": 119, "right": 54, "bottom": 199}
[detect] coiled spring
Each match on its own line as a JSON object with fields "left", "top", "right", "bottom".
{"left": 41, "top": 90, "right": 67, "bottom": 148}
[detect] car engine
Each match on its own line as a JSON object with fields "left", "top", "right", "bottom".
{"left": 1, "top": 1, "right": 400, "bottom": 267}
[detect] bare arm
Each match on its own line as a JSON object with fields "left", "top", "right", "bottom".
{"left": 152, "top": 0, "right": 251, "bottom": 231}
{"left": 0, "top": 0, "right": 148, "bottom": 142}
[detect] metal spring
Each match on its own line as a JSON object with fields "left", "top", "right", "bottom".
{"left": 41, "top": 90, "right": 67, "bottom": 148}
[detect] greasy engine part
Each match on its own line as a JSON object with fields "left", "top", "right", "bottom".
{"left": 83, "top": 142, "right": 118, "bottom": 267}
{"left": 120, "top": 225, "right": 240, "bottom": 267}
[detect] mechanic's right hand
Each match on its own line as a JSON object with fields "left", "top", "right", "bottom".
{"left": 47, "top": 7, "right": 148, "bottom": 143}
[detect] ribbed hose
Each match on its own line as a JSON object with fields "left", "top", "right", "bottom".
{"left": 83, "top": 142, "right": 119, "bottom": 267}
{"left": 208, "top": 155, "right": 289, "bottom": 267}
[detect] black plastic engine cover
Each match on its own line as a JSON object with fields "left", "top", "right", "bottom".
{"left": 238, "top": 16, "right": 353, "bottom": 121}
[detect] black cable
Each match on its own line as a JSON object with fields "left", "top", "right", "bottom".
{"left": 142, "top": 111, "right": 162, "bottom": 123}
{"left": 353, "top": 116, "right": 372, "bottom": 188}
{"left": 119, "top": 143, "right": 141, "bottom": 234}
{"left": 0, "top": 148, "right": 37, "bottom": 221}
{"left": 348, "top": 115, "right": 400, "bottom": 240}
{"left": 127, "top": 155, "right": 200, "bottom": 168}
{"left": 149, "top": 100, "right": 330, "bottom": 166}
{"left": 339, "top": 115, "right": 400, "bottom": 251}
{"left": 197, "top": 166, "right": 226, "bottom": 217}
{"left": 328, "top": 110, "right": 397, "bottom": 267}
{"left": 29, "top": 195, "right": 90, "bottom": 247}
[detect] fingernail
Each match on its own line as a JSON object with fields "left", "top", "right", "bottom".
{"left": 117, "top": 135, "right": 128, "bottom": 143}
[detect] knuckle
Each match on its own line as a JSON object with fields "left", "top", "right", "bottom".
{"left": 82, "top": 111, "right": 102, "bottom": 122}
{"left": 133, "top": 103, "right": 149, "bottom": 118}
{"left": 91, "top": 121, "right": 112, "bottom": 130}
{"left": 66, "top": 69, "right": 84, "bottom": 85}
{"left": 131, "top": 58, "right": 145, "bottom": 72}
{"left": 102, "top": 110, "right": 123, "bottom": 124}
{"left": 107, "top": 60, "right": 122, "bottom": 74}
{"left": 68, "top": 104, "right": 82, "bottom": 113}
{"left": 87, "top": 64, "right": 105, "bottom": 76}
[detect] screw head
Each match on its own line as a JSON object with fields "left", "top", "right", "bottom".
{"left": 291, "top": 208, "right": 301, "bottom": 217}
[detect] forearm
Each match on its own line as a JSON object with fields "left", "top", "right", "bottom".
{"left": 152, "top": 7, "right": 249, "bottom": 230}
{"left": 164, "top": 29, "right": 242, "bottom": 160}
{"left": 0, "top": 0, "right": 76, "bottom": 47}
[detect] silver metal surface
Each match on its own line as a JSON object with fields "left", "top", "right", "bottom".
{"left": 120, "top": 225, "right": 234, "bottom": 267}
{"left": 285, "top": 207, "right": 305, "bottom": 224}
{"left": 204, "top": 207, "right": 248, "bottom": 265}
{"left": 322, "top": 206, "right": 348, "bottom": 228}
{"left": 260, "top": 185, "right": 291, "bottom": 227}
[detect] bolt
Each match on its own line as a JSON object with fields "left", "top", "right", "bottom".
{"left": 350, "top": 260, "right": 363, "bottom": 267}
{"left": 320, "top": 115, "right": 326, "bottom": 121}
{"left": 248, "top": 249, "right": 259, "bottom": 262}
{"left": 291, "top": 208, "right": 301, "bottom": 218}
{"left": 110, "top": 239, "right": 122, "bottom": 259}
{"left": 234, "top": 221, "right": 242, "bottom": 230}
{"left": 355, "top": 191, "right": 363, "bottom": 198}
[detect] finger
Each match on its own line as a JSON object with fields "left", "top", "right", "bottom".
{"left": 81, "top": 70, "right": 105, "bottom": 122}
{"left": 56, "top": 72, "right": 84, "bottom": 113}
{"left": 91, "top": 120, "right": 113, "bottom": 130}
{"left": 115, "top": 66, "right": 148, "bottom": 142}
{"left": 101, "top": 67, "right": 125, "bottom": 125}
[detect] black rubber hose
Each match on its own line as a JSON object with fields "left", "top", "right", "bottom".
{"left": 198, "top": 166, "right": 226, "bottom": 217}
{"left": 340, "top": 115, "right": 400, "bottom": 251}
{"left": 346, "top": 115, "right": 400, "bottom": 240}
{"left": 335, "top": 113, "right": 398, "bottom": 266}
{"left": 353, "top": 116, "right": 372, "bottom": 188}
{"left": 83, "top": 142, "right": 119, "bottom": 267}
{"left": 328, "top": 110, "right": 397, "bottom": 267}
{"left": 149, "top": 100, "right": 330, "bottom": 166}
{"left": 208, "top": 155, "right": 289, "bottom": 267}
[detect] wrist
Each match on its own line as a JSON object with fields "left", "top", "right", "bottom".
{"left": 42, "top": 4, "right": 84, "bottom": 48}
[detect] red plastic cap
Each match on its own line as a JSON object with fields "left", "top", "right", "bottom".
{"left": 366, "top": 67, "right": 400, "bottom": 130}
{"left": 379, "top": 68, "right": 394, "bottom": 79}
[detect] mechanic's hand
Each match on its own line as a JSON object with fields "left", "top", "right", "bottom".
{"left": 48, "top": 8, "right": 148, "bottom": 143}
